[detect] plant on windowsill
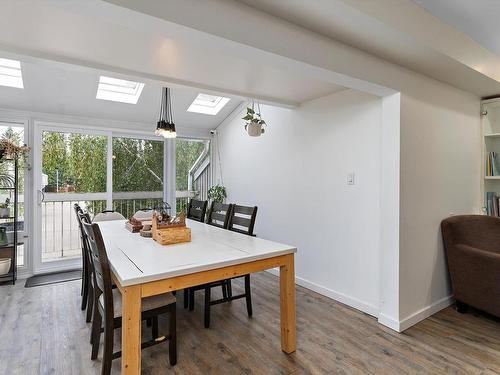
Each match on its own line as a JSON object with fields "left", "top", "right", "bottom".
{"left": 0, "top": 198, "right": 10, "bottom": 218}
{"left": 242, "top": 101, "right": 266, "bottom": 137}
{"left": 208, "top": 185, "right": 227, "bottom": 203}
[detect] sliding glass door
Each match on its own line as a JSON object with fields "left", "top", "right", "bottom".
{"left": 33, "top": 122, "right": 213, "bottom": 274}
{"left": 33, "top": 123, "right": 171, "bottom": 273}
{"left": 34, "top": 125, "right": 108, "bottom": 272}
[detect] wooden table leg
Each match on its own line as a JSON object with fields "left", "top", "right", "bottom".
{"left": 280, "top": 253, "right": 296, "bottom": 353}
{"left": 121, "top": 284, "right": 142, "bottom": 374}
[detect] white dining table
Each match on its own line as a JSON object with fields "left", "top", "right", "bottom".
{"left": 97, "top": 219, "right": 297, "bottom": 375}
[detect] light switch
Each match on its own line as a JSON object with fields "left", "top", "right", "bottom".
{"left": 347, "top": 173, "right": 355, "bottom": 185}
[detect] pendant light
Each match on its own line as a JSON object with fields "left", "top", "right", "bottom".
{"left": 155, "top": 87, "right": 177, "bottom": 138}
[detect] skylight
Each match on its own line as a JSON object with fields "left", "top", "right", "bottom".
{"left": 187, "top": 94, "right": 230, "bottom": 115}
{"left": 0, "top": 58, "right": 23, "bottom": 89}
{"left": 96, "top": 76, "right": 144, "bottom": 104}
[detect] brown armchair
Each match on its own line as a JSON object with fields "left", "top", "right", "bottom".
{"left": 441, "top": 215, "right": 500, "bottom": 316}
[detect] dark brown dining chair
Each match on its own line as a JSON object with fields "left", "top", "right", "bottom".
{"left": 74, "top": 203, "right": 92, "bottom": 319}
{"left": 185, "top": 202, "right": 233, "bottom": 318}
{"left": 221, "top": 204, "right": 258, "bottom": 324}
{"left": 206, "top": 202, "right": 233, "bottom": 229}
{"left": 80, "top": 216, "right": 177, "bottom": 375}
{"left": 186, "top": 199, "right": 208, "bottom": 222}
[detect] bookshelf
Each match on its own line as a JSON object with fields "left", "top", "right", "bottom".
{"left": 482, "top": 98, "right": 500, "bottom": 215}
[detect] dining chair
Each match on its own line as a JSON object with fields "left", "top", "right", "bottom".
{"left": 185, "top": 202, "right": 233, "bottom": 315}
{"left": 79, "top": 211, "right": 120, "bottom": 346}
{"left": 93, "top": 210, "right": 126, "bottom": 222}
{"left": 80, "top": 216, "right": 177, "bottom": 374}
{"left": 74, "top": 203, "right": 92, "bottom": 317}
{"left": 220, "top": 204, "right": 258, "bottom": 324}
{"left": 186, "top": 199, "right": 208, "bottom": 222}
{"left": 206, "top": 202, "right": 233, "bottom": 229}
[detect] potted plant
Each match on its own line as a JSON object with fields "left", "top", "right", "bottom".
{"left": 0, "top": 198, "right": 10, "bottom": 218}
{"left": 242, "top": 102, "right": 266, "bottom": 137}
{"left": 0, "top": 138, "right": 30, "bottom": 160}
{"left": 208, "top": 185, "right": 227, "bottom": 203}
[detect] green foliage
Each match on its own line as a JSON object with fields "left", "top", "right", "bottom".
{"left": 0, "top": 198, "right": 10, "bottom": 208}
{"left": 113, "top": 138, "right": 163, "bottom": 192}
{"left": 208, "top": 185, "right": 226, "bottom": 203}
{"left": 0, "top": 127, "right": 25, "bottom": 191}
{"left": 175, "top": 139, "right": 205, "bottom": 191}
{"left": 42, "top": 132, "right": 70, "bottom": 190}
{"left": 69, "top": 133, "right": 107, "bottom": 192}
{"left": 39, "top": 131, "right": 210, "bottom": 216}
{"left": 242, "top": 106, "right": 266, "bottom": 125}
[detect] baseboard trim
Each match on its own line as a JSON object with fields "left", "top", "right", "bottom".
{"left": 266, "top": 269, "right": 379, "bottom": 318}
{"left": 398, "top": 295, "right": 454, "bottom": 332}
{"left": 378, "top": 313, "right": 401, "bottom": 331}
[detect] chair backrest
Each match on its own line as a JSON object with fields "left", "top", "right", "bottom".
{"left": 93, "top": 210, "right": 126, "bottom": 222}
{"left": 74, "top": 204, "right": 84, "bottom": 242}
{"left": 441, "top": 214, "right": 500, "bottom": 254}
{"left": 187, "top": 199, "right": 208, "bottom": 222}
{"left": 227, "top": 204, "right": 258, "bottom": 236}
{"left": 73, "top": 203, "right": 84, "bottom": 217}
{"left": 81, "top": 217, "right": 114, "bottom": 320}
{"left": 207, "top": 202, "right": 233, "bottom": 229}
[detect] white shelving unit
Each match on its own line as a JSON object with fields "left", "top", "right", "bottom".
{"left": 481, "top": 98, "right": 500, "bottom": 213}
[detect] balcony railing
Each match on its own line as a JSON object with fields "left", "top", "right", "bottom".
{"left": 41, "top": 188, "right": 210, "bottom": 262}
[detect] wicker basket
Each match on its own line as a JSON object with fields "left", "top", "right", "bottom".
{"left": 152, "top": 213, "right": 191, "bottom": 245}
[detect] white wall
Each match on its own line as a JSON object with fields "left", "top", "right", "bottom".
{"left": 216, "top": 89, "right": 383, "bottom": 316}
{"left": 398, "top": 80, "right": 481, "bottom": 329}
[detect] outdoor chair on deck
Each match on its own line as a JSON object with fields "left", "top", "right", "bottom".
{"left": 93, "top": 210, "right": 126, "bottom": 222}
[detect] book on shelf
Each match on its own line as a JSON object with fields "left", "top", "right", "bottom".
{"left": 486, "top": 152, "right": 500, "bottom": 176}
{"left": 486, "top": 192, "right": 500, "bottom": 216}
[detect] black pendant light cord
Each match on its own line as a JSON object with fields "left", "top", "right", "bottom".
{"left": 159, "top": 87, "right": 165, "bottom": 121}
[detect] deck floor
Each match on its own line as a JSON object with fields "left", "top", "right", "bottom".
{"left": 1, "top": 272, "right": 500, "bottom": 374}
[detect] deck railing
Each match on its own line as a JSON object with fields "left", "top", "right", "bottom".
{"left": 41, "top": 187, "right": 210, "bottom": 262}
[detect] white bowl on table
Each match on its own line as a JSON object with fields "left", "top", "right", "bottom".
{"left": 0, "top": 258, "right": 11, "bottom": 275}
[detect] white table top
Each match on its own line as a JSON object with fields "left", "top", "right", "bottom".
{"left": 98, "top": 219, "right": 297, "bottom": 287}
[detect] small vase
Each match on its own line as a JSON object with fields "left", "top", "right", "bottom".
{"left": 0, "top": 208, "right": 10, "bottom": 218}
{"left": 247, "top": 122, "right": 262, "bottom": 137}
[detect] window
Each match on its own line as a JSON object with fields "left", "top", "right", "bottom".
{"left": 187, "top": 94, "right": 230, "bottom": 115}
{"left": 0, "top": 58, "right": 23, "bottom": 89}
{"left": 175, "top": 138, "right": 210, "bottom": 212}
{"left": 112, "top": 137, "right": 164, "bottom": 218}
{"left": 96, "top": 76, "right": 144, "bottom": 104}
{"left": 42, "top": 131, "right": 107, "bottom": 193}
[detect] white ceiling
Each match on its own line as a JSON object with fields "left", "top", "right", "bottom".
{"left": 236, "top": 0, "right": 500, "bottom": 96}
{"left": 0, "top": 57, "right": 243, "bottom": 130}
{"left": 0, "top": 1, "right": 346, "bottom": 109}
{"left": 413, "top": 0, "right": 500, "bottom": 56}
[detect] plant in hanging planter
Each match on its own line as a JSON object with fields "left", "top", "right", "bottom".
{"left": 208, "top": 185, "right": 227, "bottom": 203}
{"left": 0, "top": 198, "right": 10, "bottom": 218}
{"left": 242, "top": 102, "right": 266, "bottom": 137}
{"left": 0, "top": 138, "right": 30, "bottom": 161}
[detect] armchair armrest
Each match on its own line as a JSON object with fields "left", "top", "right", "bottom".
{"left": 449, "top": 244, "right": 500, "bottom": 313}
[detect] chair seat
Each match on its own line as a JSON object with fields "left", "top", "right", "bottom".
{"left": 100, "top": 289, "right": 176, "bottom": 318}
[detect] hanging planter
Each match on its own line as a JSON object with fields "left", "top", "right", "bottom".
{"left": 242, "top": 101, "right": 266, "bottom": 137}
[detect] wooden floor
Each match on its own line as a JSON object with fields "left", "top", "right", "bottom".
{"left": 1, "top": 272, "right": 500, "bottom": 375}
